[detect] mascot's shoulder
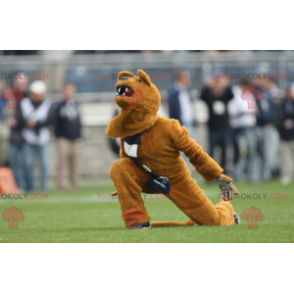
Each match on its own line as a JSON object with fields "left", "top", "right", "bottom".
{"left": 155, "top": 116, "right": 180, "bottom": 128}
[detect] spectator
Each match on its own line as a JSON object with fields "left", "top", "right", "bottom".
{"left": 0, "top": 80, "right": 6, "bottom": 119}
{"left": 168, "top": 70, "right": 195, "bottom": 168}
{"left": 7, "top": 73, "right": 29, "bottom": 188}
{"left": 54, "top": 83, "right": 82, "bottom": 190}
{"left": 200, "top": 75, "right": 234, "bottom": 173}
{"left": 264, "top": 77, "right": 281, "bottom": 176}
{"left": 19, "top": 81, "right": 53, "bottom": 191}
{"left": 0, "top": 79, "right": 9, "bottom": 167}
{"left": 254, "top": 76, "right": 278, "bottom": 181}
{"left": 278, "top": 87, "right": 294, "bottom": 185}
{"left": 0, "top": 90, "right": 5, "bottom": 123}
{"left": 228, "top": 80, "right": 258, "bottom": 182}
{"left": 108, "top": 105, "right": 121, "bottom": 157}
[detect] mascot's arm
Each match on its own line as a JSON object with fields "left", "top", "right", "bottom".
{"left": 169, "top": 119, "right": 222, "bottom": 182}
{"left": 169, "top": 120, "right": 239, "bottom": 196}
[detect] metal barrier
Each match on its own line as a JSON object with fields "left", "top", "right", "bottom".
{"left": 0, "top": 51, "right": 294, "bottom": 102}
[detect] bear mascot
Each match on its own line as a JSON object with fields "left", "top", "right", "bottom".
{"left": 106, "top": 69, "right": 240, "bottom": 229}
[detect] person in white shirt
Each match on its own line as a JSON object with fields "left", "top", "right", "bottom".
{"left": 19, "top": 81, "right": 53, "bottom": 191}
{"left": 228, "top": 80, "right": 258, "bottom": 182}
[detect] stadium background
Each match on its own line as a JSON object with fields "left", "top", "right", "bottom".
{"left": 1, "top": 50, "right": 293, "bottom": 179}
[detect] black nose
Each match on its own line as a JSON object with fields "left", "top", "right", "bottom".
{"left": 116, "top": 84, "right": 130, "bottom": 95}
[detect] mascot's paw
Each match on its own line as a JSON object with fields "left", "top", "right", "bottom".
{"left": 128, "top": 221, "right": 151, "bottom": 229}
{"left": 216, "top": 174, "right": 239, "bottom": 201}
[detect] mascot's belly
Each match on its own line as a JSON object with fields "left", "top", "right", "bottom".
{"left": 122, "top": 119, "right": 189, "bottom": 180}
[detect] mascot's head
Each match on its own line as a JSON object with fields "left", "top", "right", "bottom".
{"left": 106, "top": 70, "right": 161, "bottom": 138}
{"left": 115, "top": 69, "right": 161, "bottom": 113}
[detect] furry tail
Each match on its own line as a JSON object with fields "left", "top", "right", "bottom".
{"left": 151, "top": 218, "right": 195, "bottom": 227}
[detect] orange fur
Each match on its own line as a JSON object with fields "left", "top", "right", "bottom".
{"left": 107, "top": 70, "right": 236, "bottom": 228}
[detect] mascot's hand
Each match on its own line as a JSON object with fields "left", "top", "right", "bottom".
{"left": 111, "top": 191, "right": 118, "bottom": 196}
{"left": 216, "top": 174, "right": 239, "bottom": 201}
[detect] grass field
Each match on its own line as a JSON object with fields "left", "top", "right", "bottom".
{"left": 0, "top": 176, "right": 293, "bottom": 243}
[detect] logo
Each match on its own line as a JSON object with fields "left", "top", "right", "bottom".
{"left": 0, "top": 192, "right": 49, "bottom": 200}
{"left": 217, "top": 192, "right": 288, "bottom": 201}
{"left": 241, "top": 207, "right": 264, "bottom": 229}
{"left": 217, "top": 73, "right": 288, "bottom": 80}
{"left": 0, "top": 73, "right": 49, "bottom": 81}
{"left": 1, "top": 87, "right": 24, "bottom": 109}
{"left": 122, "top": 207, "right": 144, "bottom": 228}
{"left": 241, "top": 87, "right": 264, "bottom": 109}
{"left": 1, "top": 207, "right": 24, "bottom": 229}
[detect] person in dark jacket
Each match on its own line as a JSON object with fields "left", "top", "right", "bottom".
{"left": 200, "top": 75, "right": 234, "bottom": 173}
{"left": 108, "top": 106, "right": 121, "bottom": 156}
{"left": 168, "top": 70, "right": 196, "bottom": 168}
{"left": 54, "top": 82, "right": 82, "bottom": 190}
{"left": 278, "top": 87, "right": 294, "bottom": 185}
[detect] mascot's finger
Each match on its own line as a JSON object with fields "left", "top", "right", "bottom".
{"left": 228, "top": 183, "right": 239, "bottom": 195}
{"left": 111, "top": 191, "right": 118, "bottom": 196}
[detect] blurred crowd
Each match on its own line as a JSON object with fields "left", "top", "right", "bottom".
{"left": 2, "top": 67, "right": 294, "bottom": 192}
{"left": 0, "top": 50, "right": 284, "bottom": 56}
{"left": 0, "top": 74, "right": 82, "bottom": 191}
{"left": 167, "top": 70, "right": 294, "bottom": 185}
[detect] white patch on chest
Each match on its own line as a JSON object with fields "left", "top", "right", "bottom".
{"left": 124, "top": 141, "right": 138, "bottom": 158}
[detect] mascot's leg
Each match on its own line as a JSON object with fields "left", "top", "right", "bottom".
{"left": 151, "top": 175, "right": 235, "bottom": 227}
{"left": 110, "top": 158, "right": 154, "bottom": 228}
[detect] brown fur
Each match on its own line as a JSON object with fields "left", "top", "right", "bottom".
{"left": 107, "top": 70, "right": 236, "bottom": 228}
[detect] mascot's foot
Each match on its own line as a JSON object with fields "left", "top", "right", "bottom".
{"left": 234, "top": 212, "right": 240, "bottom": 225}
{"left": 128, "top": 221, "right": 151, "bottom": 229}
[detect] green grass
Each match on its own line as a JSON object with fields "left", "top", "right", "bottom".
{"left": 0, "top": 177, "right": 293, "bottom": 242}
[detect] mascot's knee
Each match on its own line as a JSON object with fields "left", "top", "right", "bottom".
{"left": 110, "top": 158, "right": 133, "bottom": 181}
{"left": 110, "top": 160, "right": 122, "bottom": 181}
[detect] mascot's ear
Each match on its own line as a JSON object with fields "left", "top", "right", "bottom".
{"left": 137, "top": 69, "right": 152, "bottom": 86}
{"left": 118, "top": 71, "right": 135, "bottom": 81}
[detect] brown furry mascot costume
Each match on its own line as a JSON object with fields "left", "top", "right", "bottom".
{"left": 106, "top": 69, "right": 240, "bottom": 229}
